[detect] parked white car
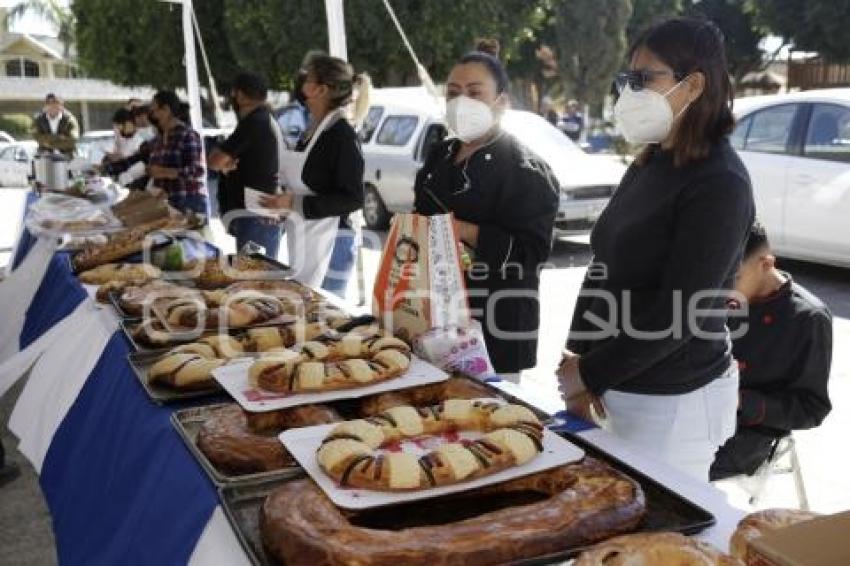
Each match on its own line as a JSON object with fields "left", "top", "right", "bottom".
{"left": 0, "top": 141, "right": 36, "bottom": 187}
{"left": 359, "top": 87, "right": 627, "bottom": 233}
{"left": 733, "top": 88, "right": 850, "bottom": 267}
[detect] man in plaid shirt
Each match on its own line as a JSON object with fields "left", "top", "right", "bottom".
{"left": 146, "top": 91, "right": 208, "bottom": 216}
{"left": 105, "top": 91, "right": 209, "bottom": 218}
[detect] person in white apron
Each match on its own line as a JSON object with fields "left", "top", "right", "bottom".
{"left": 261, "top": 52, "right": 370, "bottom": 289}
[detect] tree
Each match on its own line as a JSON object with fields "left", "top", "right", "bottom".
{"left": 552, "top": 0, "right": 633, "bottom": 115}
{"left": 6, "top": 0, "right": 76, "bottom": 58}
{"left": 755, "top": 0, "right": 850, "bottom": 62}
{"left": 627, "top": 0, "right": 684, "bottom": 46}
{"left": 74, "top": 0, "right": 186, "bottom": 88}
{"left": 689, "top": 0, "right": 766, "bottom": 83}
{"left": 74, "top": 0, "right": 541, "bottom": 93}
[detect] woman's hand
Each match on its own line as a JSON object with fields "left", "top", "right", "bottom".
{"left": 557, "top": 350, "right": 606, "bottom": 424}
{"left": 566, "top": 391, "right": 605, "bottom": 423}
{"left": 557, "top": 350, "right": 585, "bottom": 400}
{"left": 260, "top": 192, "right": 294, "bottom": 211}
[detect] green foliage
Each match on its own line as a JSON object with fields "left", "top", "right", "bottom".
{"left": 0, "top": 113, "right": 34, "bottom": 139}
{"left": 690, "top": 0, "right": 766, "bottom": 82}
{"left": 552, "top": 0, "right": 633, "bottom": 115}
{"left": 627, "top": 0, "right": 684, "bottom": 46}
{"left": 73, "top": 0, "right": 187, "bottom": 88}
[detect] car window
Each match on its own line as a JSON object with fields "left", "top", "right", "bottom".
{"left": 376, "top": 115, "right": 418, "bottom": 146}
{"left": 278, "top": 107, "right": 306, "bottom": 134}
{"left": 804, "top": 103, "right": 850, "bottom": 163}
{"left": 730, "top": 115, "right": 751, "bottom": 150}
{"left": 0, "top": 147, "right": 13, "bottom": 160}
{"left": 743, "top": 104, "right": 797, "bottom": 154}
{"left": 417, "top": 123, "right": 447, "bottom": 162}
{"left": 359, "top": 106, "right": 384, "bottom": 143}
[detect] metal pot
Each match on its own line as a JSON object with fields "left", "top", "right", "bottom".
{"left": 34, "top": 152, "right": 69, "bottom": 191}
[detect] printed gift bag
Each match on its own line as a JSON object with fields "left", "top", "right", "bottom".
{"left": 372, "top": 213, "right": 471, "bottom": 341}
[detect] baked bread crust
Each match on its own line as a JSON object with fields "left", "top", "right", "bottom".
{"left": 730, "top": 508, "right": 820, "bottom": 561}
{"left": 260, "top": 458, "right": 646, "bottom": 566}
{"left": 196, "top": 403, "right": 340, "bottom": 475}
{"left": 575, "top": 532, "right": 741, "bottom": 565}
{"left": 79, "top": 263, "right": 161, "bottom": 285}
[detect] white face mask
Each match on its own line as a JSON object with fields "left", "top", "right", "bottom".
{"left": 445, "top": 95, "right": 497, "bottom": 142}
{"left": 614, "top": 79, "right": 689, "bottom": 144}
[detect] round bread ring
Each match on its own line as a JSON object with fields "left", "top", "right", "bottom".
{"left": 197, "top": 404, "right": 341, "bottom": 475}
{"left": 249, "top": 333, "right": 412, "bottom": 394}
{"left": 317, "top": 401, "right": 544, "bottom": 491}
{"left": 575, "top": 532, "right": 740, "bottom": 565}
{"left": 359, "top": 377, "right": 496, "bottom": 415}
{"left": 261, "top": 458, "right": 645, "bottom": 566}
{"left": 730, "top": 508, "right": 819, "bottom": 561}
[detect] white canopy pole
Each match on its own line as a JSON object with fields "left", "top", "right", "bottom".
{"left": 181, "top": 0, "right": 204, "bottom": 132}
{"left": 325, "top": 0, "right": 348, "bottom": 60}
{"left": 191, "top": 7, "right": 226, "bottom": 127}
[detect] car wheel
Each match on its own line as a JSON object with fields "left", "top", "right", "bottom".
{"left": 363, "top": 185, "right": 391, "bottom": 230}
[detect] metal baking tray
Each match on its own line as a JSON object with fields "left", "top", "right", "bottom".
{"left": 219, "top": 430, "right": 715, "bottom": 566}
{"left": 127, "top": 350, "right": 223, "bottom": 405}
{"left": 171, "top": 403, "right": 306, "bottom": 487}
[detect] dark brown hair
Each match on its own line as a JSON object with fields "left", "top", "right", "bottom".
{"left": 631, "top": 17, "right": 735, "bottom": 167}
{"left": 303, "top": 51, "right": 358, "bottom": 109}
{"left": 458, "top": 38, "right": 509, "bottom": 94}
{"left": 301, "top": 51, "right": 370, "bottom": 123}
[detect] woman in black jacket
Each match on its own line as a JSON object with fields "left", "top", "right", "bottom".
{"left": 262, "top": 52, "right": 368, "bottom": 288}
{"left": 414, "top": 41, "right": 559, "bottom": 378}
{"left": 558, "top": 18, "right": 755, "bottom": 481}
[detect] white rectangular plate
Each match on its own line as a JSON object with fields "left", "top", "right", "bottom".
{"left": 212, "top": 355, "right": 449, "bottom": 412}
{"left": 281, "top": 421, "right": 585, "bottom": 510}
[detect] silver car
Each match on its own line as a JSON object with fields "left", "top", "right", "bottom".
{"left": 359, "top": 88, "right": 627, "bottom": 233}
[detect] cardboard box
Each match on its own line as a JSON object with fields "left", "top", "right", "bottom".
{"left": 748, "top": 511, "right": 850, "bottom": 566}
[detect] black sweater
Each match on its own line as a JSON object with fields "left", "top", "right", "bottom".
{"left": 296, "top": 118, "right": 364, "bottom": 229}
{"left": 414, "top": 134, "right": 559, "bottom": 373}
{"left": 732, "top": 274, "right": 833, "bottom": 431}
{"left": 568, "top": 139, "right": 755, "bottom": 395}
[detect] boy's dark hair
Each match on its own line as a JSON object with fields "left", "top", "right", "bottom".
{"left": 631, "top": 17, "right": 735, "bottom": 167}
{"left": 232, "top": 72, "right": 268, "bottom": 101}
{"left": 744, "top": 220, "right": 770, "bottom": 259}
{"left": 131, "top": 105, "right": 151, "bottom": 118}
{"left": 112, "top": 108, "right": 133, "bottom": 124}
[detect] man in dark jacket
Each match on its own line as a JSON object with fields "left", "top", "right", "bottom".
{"left": 710, "top": 221, "right": 833, "bottom": 480}
{"left": 33, "top": 93, "right": 79, "bottom": 156}
{"left": 208, "top": 72, "right": 281, "bottom": 257}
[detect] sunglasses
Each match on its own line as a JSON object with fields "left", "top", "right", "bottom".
{"left": 612, "top": 69, "right": 687, "bottom": 96}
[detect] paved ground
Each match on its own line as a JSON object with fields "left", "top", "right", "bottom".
{"left": 1, "top": 197, "right": 848, "bottom": 560}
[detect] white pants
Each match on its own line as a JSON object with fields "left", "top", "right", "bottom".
{"left": 602, "top": 364, "right": 739, "bottom": 482}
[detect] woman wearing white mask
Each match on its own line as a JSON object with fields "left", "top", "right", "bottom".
{"left": 261, "top": 52, "right": 369, "bottom": 288}
{"left": 558, "top": 18, "right": 755, "bottom": 481}
{"left": 413, "top": 40, "right": 559, "bottom": 378}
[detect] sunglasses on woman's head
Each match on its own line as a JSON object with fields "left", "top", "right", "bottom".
{"left": 612, "top": 69, "right": 687, "bottom": 95}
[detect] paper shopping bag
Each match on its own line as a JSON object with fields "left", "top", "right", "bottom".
{"left": 372, "top": 213, "right": 471, "bottom": 341}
